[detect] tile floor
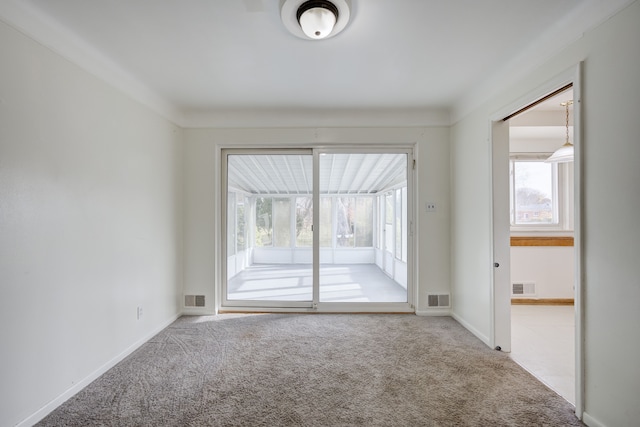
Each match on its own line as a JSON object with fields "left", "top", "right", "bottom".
{"left": 510, "top": 304, "right": 575, "bottom": 405}
{"left": 227, "top": 263, "right": 407, "bottom": 302}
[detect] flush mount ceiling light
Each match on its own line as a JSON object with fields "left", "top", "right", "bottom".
{"left": 546, "top": 100, "right": 574, "bottom": 163}
{"left": 281, "top": 0, "right": 351, "bottom": 40}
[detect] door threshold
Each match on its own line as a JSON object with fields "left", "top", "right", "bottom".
{"left": 218, "top": 309, "right": 415, "bottom": 315}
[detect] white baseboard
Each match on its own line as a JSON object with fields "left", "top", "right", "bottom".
{"left": 415, "top": 308, "right": 451, "bottom": 316}
{"left": 582, "top": 411, "right": 607, "bottom": 427}
{"left": 450, "top": 311, "right": 491, "bottom": 346}
{"left": 18, "top": 312, "right": 181, "bottom": 427}
{"left": 182, "top": 308, "right": 216, "bottom": 316}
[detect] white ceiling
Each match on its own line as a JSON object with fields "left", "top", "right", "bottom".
{"left": 510, "top": 88, "right": 574, "bottom": 142}
{"left": 0, "top": 0, "right": 633, "bottom": 126}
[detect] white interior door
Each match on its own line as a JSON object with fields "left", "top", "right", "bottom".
{"left": 491, "top": 120, "right": 512, "bottom": 352}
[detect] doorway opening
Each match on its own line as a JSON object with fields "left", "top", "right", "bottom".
{"left": 507, "top": 87, "right": 576, "bottom": 404}
{"left": 491, "top": 65, "right": 583, "bottom": 415}
{"left": 221, "top": 148, "right": 413, "bottom": 312}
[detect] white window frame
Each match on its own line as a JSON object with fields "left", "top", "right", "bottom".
{"left": 509, "top": 153, "right": 572, "bottom": 233}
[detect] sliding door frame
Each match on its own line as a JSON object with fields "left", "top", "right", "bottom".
{"left": 221, "top": 148, "right": 314, "bottom": 309}
{"left": 314, "top": 147, "right": 414, "bottom": 313}
{"left": 219, "top": 145, "right": 415, "bottom": 314}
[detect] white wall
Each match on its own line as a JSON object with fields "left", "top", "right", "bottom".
{"left": 183, "top": 131, "right": 216, "bottom": 311}
{"left": 450, "top": 109, "right": 493, "bottom": 341}
{"left": 183, "top": 126, "right": 450, "bottom": 314}
{"left": 0, "top": 20, "right": 183, "bottom": 427}
{"left": 451, "top": 1, "right": 640, "bottom": 425}
{"left": 510, "top": 247, "right": 574, "bottom": 299}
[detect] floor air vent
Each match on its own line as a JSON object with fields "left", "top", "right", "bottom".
{"left": 184, "top": 295, "right": 205, "bottom": 307}
{"left": 512, "top": 282, "right": 536, "bottom": 296}
{"left": 427, "top": 294, "right": 450, "bottom": 308}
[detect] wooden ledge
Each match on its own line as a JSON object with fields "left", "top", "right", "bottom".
{"left": 511, "top": 236, "right": 574, "bottom": 247}
{"left": 511, "top": 298, "right": 574, "bottom": 305}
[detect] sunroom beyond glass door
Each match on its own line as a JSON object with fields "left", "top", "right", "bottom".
{"left": 318, "top": 153, "right": 408, "bottom": 303}
{"left": 224, "top": 151, "right": 313, "bottom": 306}
{"left": 223, "top": 149, "right": 411, "bottom": 310}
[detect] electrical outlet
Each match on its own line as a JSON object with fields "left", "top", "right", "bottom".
{"left": 137, "top": 306, "right": 143, "bottom": 320}
{"left": 426, "top": 202, "right": 436, "bottom": 212}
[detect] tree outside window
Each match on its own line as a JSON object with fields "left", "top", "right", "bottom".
{"left": 336, "top": 197, "right": 355, "bottom": 247}
{"left": 296, "top": 197, "right": 313, "bottom": 247}
{"left": 255, "top": 197, "right": 272, "bottom": 246}
{"left": 511, "top": 160, "right": 557, "bottom": 225}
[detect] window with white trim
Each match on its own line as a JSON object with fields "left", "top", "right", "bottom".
{"left": 510, "top": 155, "right": 572, "bottom": 231}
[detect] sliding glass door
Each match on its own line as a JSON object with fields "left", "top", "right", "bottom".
{"left": 318, "top": 152, "right": 408, "bottom": 304}
{"left": 222, "top": 148, "right": 412, "bottom": 311}
{"left": 223, "top": 150, "right": 314, "bottom": 307}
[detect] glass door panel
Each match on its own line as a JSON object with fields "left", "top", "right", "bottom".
{"left": 318, "top": 152, "right": 408, "bottom": 303}
{"left": 224, "top": 151, "right": 313, "bottom": 305}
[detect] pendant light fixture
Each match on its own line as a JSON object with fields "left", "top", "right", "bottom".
{"left": 546, "top": 100, "right": 574, "bottom": 163}
{"left": 281, "top": 0, "right": 350, "bottom": 40}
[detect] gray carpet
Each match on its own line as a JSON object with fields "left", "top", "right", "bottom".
{"left": 38, "top": 314, "right": 583, "bottom": 426}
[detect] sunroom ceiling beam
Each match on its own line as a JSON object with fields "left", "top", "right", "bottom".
{"left": 299, "top": 156, "right": 311, "bottom": 194}
{"left": 337, "top": 154, "right": 353, "bottom": 194}
{"left": 229, "top": 157, "right": 270, "bottom": 194}
{"left": 248, "top": 156, "right": 282, "bottom": 194}
{"left": 326, "top": 154, "right": 336, "bottom": 194}
{"left": 363, "top": 154, "right": 387, "bottom": 194}
{"left": 349, "top": 154, "right": 379, "bottom": 194}
{"left": 228, "top": 168, "right": 256, "bottom": 193}
{"left": 265, "top": 156, "right": 292, "bottom": 194}
{"left": 281, "top": 156, "right": 300, "bottom": 194}
{"left": 367, "top": 155, "right": 406, "bottom": 193}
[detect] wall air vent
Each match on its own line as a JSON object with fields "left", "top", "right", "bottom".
{"left": 184, "top": 295, "right": 205, "bottom": 307}
{"left": 427, "top": 294, "right": 450, "bottom": 308}
{"left": 512, "top": 282, "right": 536, "bottom": 296}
